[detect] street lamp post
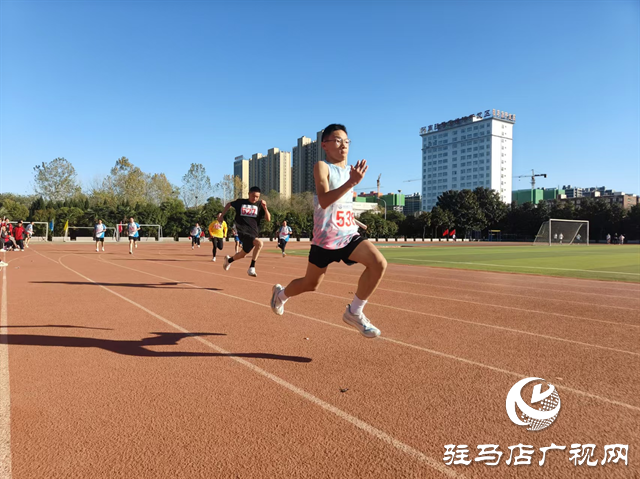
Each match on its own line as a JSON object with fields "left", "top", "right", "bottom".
{"left": 378, "top": 198, "right": 387, "bottom": 220}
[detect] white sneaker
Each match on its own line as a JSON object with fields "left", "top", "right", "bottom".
{"left": 223, "top": 255, "right": 231, "bottom": 271}
{"left": 96, "top": 248, "right": 99, "bottom": 252}
{"left": 282, "top": 252, "right": 286, "bottom": 257}
{"left": 192, "top": 246, "right": 194, "bottom": 250}
{"left": 247, "top": 267, "right": 257, "bottom": 277}
{"left": 101, "top": 247, "right": 105, "bottom": 252}
{"left": 26, "top": 245, "right": 29, "bottom": 248}
{"left": 212, "top": 257, "right": 216, "bottom": 262}
{"left": 197, "top": 245, "right": 200, "bottom": 248}
{"left": 271, "top": 284, "right": 285, "bottom": 315}
{"left": 129, "top": 251, "right": 133, "bottom": 255}
{"left": 342, "top": 305, "right": 381, "bottom": 338}
{"left": 0, "top": 261, "right": 7, "bottom": 267}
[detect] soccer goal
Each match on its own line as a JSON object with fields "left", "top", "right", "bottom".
{"left": 63, "top": 226, "right": 116, "bottom": 242}
{"left": 117, "top": 224, "right": 163, "bottom": 241}
{"left": 534, "top": 219, "right": 589, "bottom": 245}
{"left": 9, "top": 221, "right": 49, "bottom": 241}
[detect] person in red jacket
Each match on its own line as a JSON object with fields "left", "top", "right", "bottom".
{"left": 13, "top": 220, "right": 26, "bottom": 251}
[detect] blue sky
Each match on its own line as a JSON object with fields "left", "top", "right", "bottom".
{"left": 1, "top": 0, "right": 638, "bottom": 198}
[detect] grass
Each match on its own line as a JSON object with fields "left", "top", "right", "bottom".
{"left": 288, "top": 244, "right": 640, "bottom": 283}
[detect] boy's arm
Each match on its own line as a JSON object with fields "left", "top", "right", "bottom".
{"left": 218, "top": 202, "right": 233, "bottom": 222}
{"left": 223, "top": 222, "right": 228, "bottom": 237}
{"left": 314, "top": 160, "right": 368, "bottom": 210}
{"left": 260, "top": 201, "right": 271, "bottom": 223}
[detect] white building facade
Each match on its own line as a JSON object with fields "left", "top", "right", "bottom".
{"left": 419, "top": 109, "right": 515, "bottom": 211}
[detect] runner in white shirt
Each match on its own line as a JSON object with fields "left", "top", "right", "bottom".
{"left": 94, "top": 219, "right": 107, "bottom": 252}
{"left": 270, "top": 124, "right": 387, "bottom": 338}
{"left": 277, "top": 221, "right": 292, "bottom": 257}
{"left": 127, "top": 217, "right": 140, "bottom": 255}
{"left": 190, "top": 223, "right": 202, "bottom": 250}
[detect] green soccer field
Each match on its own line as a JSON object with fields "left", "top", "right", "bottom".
{"left": 289, "top": 244, "right": 640, "bottom": 282}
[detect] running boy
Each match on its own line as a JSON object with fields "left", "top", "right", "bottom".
{"left": 25, "top": 221, "right": 34, "bottom": 248}
{"left": 208, "top": 216, "right": 228, "bottom": 262}
{"left": 127, "top": 217, "right": 140, "bottom": 254}
{"left": 218, "top": 186, "right": 271, "bottom": 277}
{"left": 277, "top": 220, "right": 292, "bottom": 257}
{"left": 231, "top": 226, "right": 242, "bottom": 254}
{"left": 270, "top": 124, "right": 387, "bottom": 338}
{"left": 190, "top": 223, "right": 202, "bottom": 250}
{"left": 94, "top": 219, "right": 107, "bottom": 252}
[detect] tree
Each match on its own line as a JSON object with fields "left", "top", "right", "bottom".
{"left": 436, "top": 189, "right": 486, "bottom": 236}
{"left": 473, "top": 187, "right": 508, "bottom": 230}
{"left": 103, "top": 157, "right": 147, "bottom": 205}
{"left": 33, "top": 157, "right": 81, "bottom": 201}
{"left": 182, "top": 163, "right": 212, "bottom": 208}
{"left": 430, "top": 206, "right": 454, "bottom": 238}
{"left": 623, "top": 203, "right": 640, "bottom": 240}
{"left": 146, "top": 173, "right": 177, "bottom": 205}
{"left": 0, "top": 198, "right": 29, "bottom": 220}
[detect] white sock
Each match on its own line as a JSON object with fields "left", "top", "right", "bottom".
{"left": 277, "top": 289, "right": 289, "bottom": 304}
{"left": 350, "top": 295, "right": 367, "bottom": 316}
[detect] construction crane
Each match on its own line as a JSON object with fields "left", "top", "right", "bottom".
{"left": 515, "top": 169, "right": 547, "bottom": 189}
{"left": 354, "top": 174, "right": 384, "bottom": 194}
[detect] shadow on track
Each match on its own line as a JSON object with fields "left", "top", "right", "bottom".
{"left": 31, "top": 281, "right": 222, "bottom": 291}
{"left": 5, "top": 331, "right": 312, "bottom": 362}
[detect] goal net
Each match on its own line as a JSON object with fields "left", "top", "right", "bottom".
{"left": 534, "top": 219, "right": 589, "bottom": 245}
{"left": 63, "top": 226, "right": 116, "bottom": 242}
{"left": 117, "top": 224, "right": 163, "bottom": 241}
{"left": 9, "top": 221, "right": 49, "bottom": 241}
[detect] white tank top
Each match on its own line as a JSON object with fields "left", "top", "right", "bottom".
{"left": 311, "top": 161, "right": 358, "bottom": 250}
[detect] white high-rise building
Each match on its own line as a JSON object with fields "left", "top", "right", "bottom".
{"left": 419, "top": 109, "right": 515, "bottom": 211}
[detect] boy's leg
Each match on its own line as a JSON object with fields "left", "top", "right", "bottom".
{"left": 251, "top": 238, "right": 263, "bottom": 261}
{"left": 341, "top": 240, "right": 386, "bottom": 338}
{"left": 271, "top": 262, "right": 326, "bottom": 315}
{"left": 129, "top": 238, "right": 134, "bottom": 254}
{"left": 347, "top": 240, "right": 387, "bottom": 301}
{"left": 96, "top": 240, "right": 100, "bottom": 252}
{"left": 224, "top": 237, "right": 252, "bottom": 271}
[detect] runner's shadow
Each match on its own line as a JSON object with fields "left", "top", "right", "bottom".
{"left": 30, "top": 281, "right": 221, "bottom": 291}
{"left": 5, "top": 332, "right": 312, "bottom": 363}
{"left": 4, "top": 324, "right": 112, "bottom": 331}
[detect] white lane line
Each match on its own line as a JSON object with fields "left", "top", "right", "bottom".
{"left": 127, "top": 254, "right": 640, "bottom": 354}
{"left": 398, "top": 257, "right": 640, "bottom": 276}
{"left": 272, "top": 252, "right": 640, "bottom": 296}
{"left": 86, "top": 251, "right": 640, "bottom": 413}
{"left": 0, "top": 258, "right": 13, "bottom": 479}
{"left": 34, "top": 250, "right": 465, "bottom": 479}
{"left": 256, "top": 259, "right": 640, "bottom": 312}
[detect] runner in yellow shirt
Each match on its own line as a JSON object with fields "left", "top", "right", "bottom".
{"left": 208, "top": 217, "right": 228, "bottom": 262}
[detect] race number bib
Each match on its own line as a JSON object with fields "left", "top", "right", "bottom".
{"left": 240, "top": 205, "right": 258, "bottom": 217}
{"left": 334, "top": 209, "right": 355, "bottom": 229}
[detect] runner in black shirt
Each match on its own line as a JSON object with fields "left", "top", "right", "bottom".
{"left": 218, "top": 186, "right": 271, "bottom": 277}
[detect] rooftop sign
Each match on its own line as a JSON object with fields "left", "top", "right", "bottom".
{"left": 420, "top": 109, "right": 516, "bottom": 135}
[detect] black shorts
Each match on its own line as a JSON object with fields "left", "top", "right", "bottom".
{"left": 238, "top": 234, "right": 256, "bottom": 254}
{"left": 192, "top": 236, "right": 200, "bottom": 245}
{"left": 309, "top": 235, "right": 364, "bottom": 269}
{"left": 96, "top": 237, "right": 104, "bottom": 243}
{"left": 212, "top": 237, "right": 223, "bottom": 250}
{"left": 128, "top": 236, "right": 138, "bottom": 242}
